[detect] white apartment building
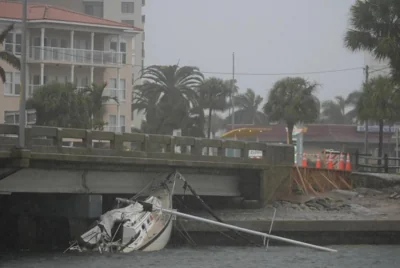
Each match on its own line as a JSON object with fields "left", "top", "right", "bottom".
{"left": 0, "top": 1, "right": 142, "bottom": 132}
{"left": 11, "top": 0, "right": 146, "bottom": 129}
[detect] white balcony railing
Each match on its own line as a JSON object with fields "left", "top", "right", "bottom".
{"left": 29, "top": 46, "right": 125, "bottom": 66}
{"left": 103, "top": 88, "right": 126, "bottom": 102}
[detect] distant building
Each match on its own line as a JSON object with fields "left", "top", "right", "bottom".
{"left": 224, "top": 123, "right": 397, "bottom": 157}
{"left": 0, "top": 1, "right": 142, "bottom": 132}
{"left": 6, "top": 0, "right": 147, "bottom": 129}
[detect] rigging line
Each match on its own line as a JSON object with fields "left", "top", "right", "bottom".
{"left": 32, "top": 46, "right": 384, "bottom": 76}
{"left": 175, "top": 171, "right": 261, "bottom": 246}
{"left": 173, "top": 195, "right": 241, "bottom": 244}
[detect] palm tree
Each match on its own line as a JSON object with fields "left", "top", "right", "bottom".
{"left": 345, "top": 90, "right": 362, "bottom": 123}
{"left": 0, "top": 24, "right": 20, "bottom": 82}
{"left": 205, "top": 113, "right": 225, "bottom": 138}
{"left": 133, "top": 65, "right": 204, "bottom": 134}
{"left": 225, "top": 88, "right": 268, "bottom": 125}
{"left": 357, "top": 75, "right": 400, "bottom": 160}
{"left": 26, "top": 82, "right": 91, "bottom": 128}
{"left": 181, "top": 105, "right": 206, "bottom": 138}
{"left": 83, "top": 83, "right": 117, "bottom": 130}
{"left": 321, "top": 91, "right": 363, "bottom": 124}
{"left": 198, "top": 77, "right": 231, "bottom": 138}
{"left": 263, "top": 77, "right": 320, "bottom": 144}
{"left": 321, "top": 96, "right": 347, "bottom": 124}
{"left": 344, "top": 0, "right": 400, "bottom": 81}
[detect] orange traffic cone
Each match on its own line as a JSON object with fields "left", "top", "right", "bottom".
{"left": 302, "top": 153, "right": 307, "bottom": 167}
{"left": 327, "top": 153, "right": 333, "bottom": 169}
{"left": 338, "top": 153, "right": 345, "bottom": 170}
{"left": 345, "top": 153, "right": 352, "bottom": 171}
{"left": 315, "top": 154, "right": 321, "bottom": 168}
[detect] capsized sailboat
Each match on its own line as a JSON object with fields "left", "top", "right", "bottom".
{"left": 67, "top": 175, "right": 176, "bottom": 253}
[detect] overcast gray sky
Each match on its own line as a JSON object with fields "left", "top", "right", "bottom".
{"left": 144, "top": 0, "right": 368, "bottom": 102}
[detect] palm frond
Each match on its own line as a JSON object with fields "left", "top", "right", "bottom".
{"left": 0, "top": 24, "right": 14, "bottom": 44}
{"left": 0, "top": 51, "right": 20, "bottom": 70}
{"left": 0, "top": 68, "right": 5, "bottom": 83}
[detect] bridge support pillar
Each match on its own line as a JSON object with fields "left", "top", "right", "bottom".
{"left": 259, "top": 166, "right": 291, "bottom": 207}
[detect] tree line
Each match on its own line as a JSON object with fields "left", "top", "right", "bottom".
{"left": 1, "top": 0, "right": 400, "bottom": 158}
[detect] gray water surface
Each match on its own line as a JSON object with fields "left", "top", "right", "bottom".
{"left": 2, "top": 246, "right": 399, "bottom": 268}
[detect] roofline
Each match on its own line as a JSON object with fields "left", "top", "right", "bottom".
{"left": 0, "top": 18, "right": 142, "bottom": 33}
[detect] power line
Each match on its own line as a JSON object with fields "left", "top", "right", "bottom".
{"left": 31, "top": 46, "right": 389, "bottom": 77}
{"left": 369, "top": 66, "right": 391, "bottom": 74}
{"left": 202, "top": 66, "right": 366, "bottom": 76}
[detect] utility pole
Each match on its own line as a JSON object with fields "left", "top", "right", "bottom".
{"left": 364, "top": 65, "right": 369, "bottom": 155}
{"left": 230, "top": 52, "right": 235, "bottom": 131}
{"left": 18, "top": 0, "right": 28, "bottom": 148}
{"left": 229, "top": 52, "right": 236, "bottom": 157}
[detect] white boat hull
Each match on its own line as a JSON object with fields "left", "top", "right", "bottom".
{"left": 72, "top": 178, "right": 175, "bottom": 253}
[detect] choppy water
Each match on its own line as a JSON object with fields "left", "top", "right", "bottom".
{"left": 1, "top": 246, "right": 400, "bottom": 268}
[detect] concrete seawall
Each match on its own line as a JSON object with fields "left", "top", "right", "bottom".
{"left": 171, "top": 220, "right": 400, "bottom": 246}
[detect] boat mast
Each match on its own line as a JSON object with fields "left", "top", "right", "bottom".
{"left": 155, "top": 206, "right": 337, "bottom": 253}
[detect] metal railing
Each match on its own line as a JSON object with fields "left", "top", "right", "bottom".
{"left": 29, "top": 46, "right": 125, "bottom": 65}
{"left": 354, "top": 150, "right": 400, "bottom": 173}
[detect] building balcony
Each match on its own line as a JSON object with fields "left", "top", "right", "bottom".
{"left": 29, "top": 46, "right": 125, "bottom": 66}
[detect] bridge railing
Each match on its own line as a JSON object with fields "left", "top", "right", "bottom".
{"left": 0, "top": 124, "right": 293, "bottom": 164}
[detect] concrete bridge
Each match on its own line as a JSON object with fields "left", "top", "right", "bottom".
{"left": 0, "top": 123, "right": 293, "bottom": 200}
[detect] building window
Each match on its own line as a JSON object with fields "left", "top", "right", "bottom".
{"left": 122, "top": 20, "right": 134, "bottom": 26}
{"left": 120, "top": 115, "right": 126, "bottom": 132}
{"left": 107, "top": 78, "right": 125, "bottom": 101}
{"left": 142, "top": 15, "right": 145, "bottom": 24}
{"left": 121, "top": 2, "right": 134, "bottom": 13}
{"left": 142, "top": 31, "right": 145, "bottom": 41}
{"left": 108, "top": 114, "right": 117, "bottom": 132}
{"left": 4, "top": 33, "right": 13, "bottom": 53}
{"left": 142, "top": 0, "right": 146, "bottom": 6}
{"left": 120, "top": 79, "right": 126, "bottom": 101}
{"left": 84, "top": 2, "right": 104, "bottom": 17}
{"left": 84, "top": 4, "right": 94, "bottom": 15}
{"left": 110, "top": 40, "right": 127, "bottom": 64}
{"left": 4, "top": 72, "right": 20, "bottom": 96}
{"left": 120, "top": 42, "right": 127, "bottom": 64}
{"left": 4, "top": 110, "right": 36, "bottom": 125}
{"left": 4, "top": 31, "right": 21, "bottom": 56}
{"left": 15, "top": 33, "right": 22, "bottom": 54}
